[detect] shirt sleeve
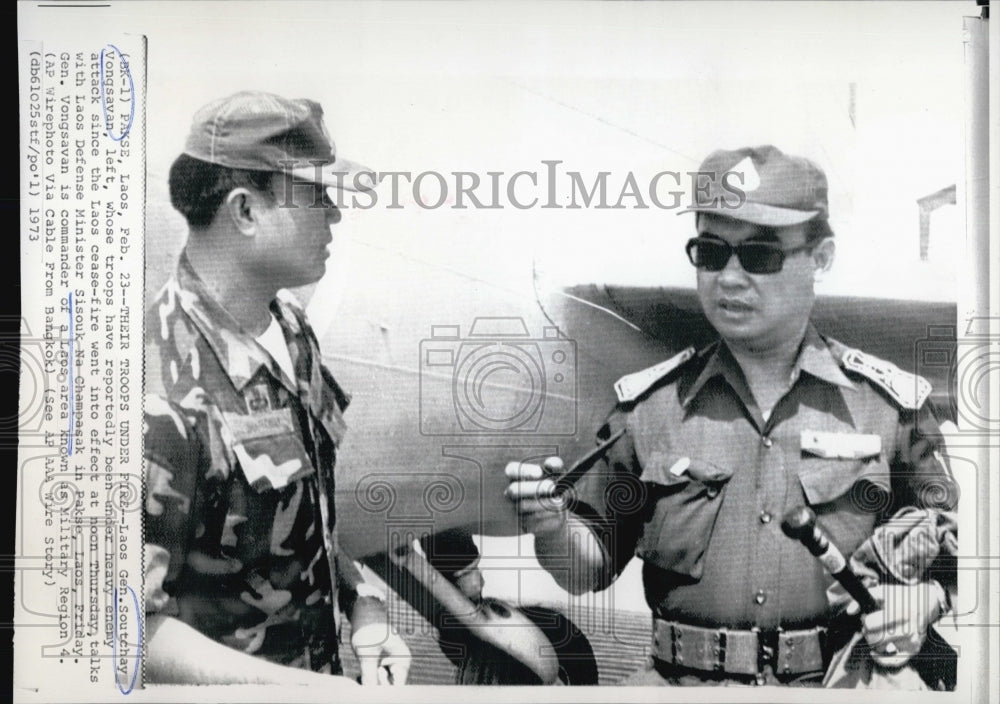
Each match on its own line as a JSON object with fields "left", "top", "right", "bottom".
{"left": 569, "top": 407, "right": 648, "bottom": 589}
{"left": 890, "top": 401, "right": 959, "bottom": 514}
{"left": 888, "top": 401, "right": 959, "bottom": 597}
{"left": 335, "top": 551, "right": 388, "bottom": 630}
{"left": 143, "top": 395, "right": 205, "bottom": 617}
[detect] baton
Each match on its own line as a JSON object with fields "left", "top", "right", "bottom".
{"left": 781, "top": 506, "right": 880, "bottom": 614}
{"left": 551, "top": 428, "right": 626, "bottom": 497}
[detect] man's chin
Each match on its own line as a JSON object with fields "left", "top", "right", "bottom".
{"left": 281, "top": 269, "right": 327, "bottom": 294}
{"left": 707, "top": 316, "right": 759, "bottom": 342}
{"left": 301, "top": 263, "right": 328, "bottom": 286}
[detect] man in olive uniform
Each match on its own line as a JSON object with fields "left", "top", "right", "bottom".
{"left": 143, "top": 92, "right": 409, "bottom": 688}
{"left": 506, "top": 145, "right": 957, "bottom": 687}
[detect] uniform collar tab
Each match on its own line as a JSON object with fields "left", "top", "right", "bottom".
{"left": 680, "top": 342, "right": 726, "bottom": 408}
{"left": 797, "top": 325, "right": 856, "bottom": 390}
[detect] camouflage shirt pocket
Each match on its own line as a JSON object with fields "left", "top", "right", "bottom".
{"left": 635, "top": 452, "right": 733, "bottom": 580}
{"left": 222, "top": 408, "right": 316, "bottom": 492}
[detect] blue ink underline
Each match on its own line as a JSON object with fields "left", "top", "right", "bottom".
{"left": 68, "top": 292, "right": 74, "bottom": 455}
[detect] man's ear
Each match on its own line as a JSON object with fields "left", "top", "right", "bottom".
{"left": 811, "top": 237, "right": 835, "bottom": 282}
{"left": 223, "top": 188, "right": 258, "bottom": 235}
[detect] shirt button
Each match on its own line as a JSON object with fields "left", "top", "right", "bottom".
{"left": 755, "top": 589, "right": 767, "bottom": 605}
{"left": 759, "top": 511, "right": 772, "bottom": 524}
{"left": 762, "top": 436, "right": 773, "bottom": 448}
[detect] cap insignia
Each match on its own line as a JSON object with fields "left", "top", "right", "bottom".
{"left": 732, "top": 156, "right": 761, "bottom": 192}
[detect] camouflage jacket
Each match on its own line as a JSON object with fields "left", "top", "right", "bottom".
{"left": 143, "top": 251, "right": 373, "bottom": 673}
{"left": 574, "top": 324, "right": 957, "bottom": 630}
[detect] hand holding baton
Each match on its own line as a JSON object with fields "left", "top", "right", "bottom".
{"left": 780, "top": 506, "right": 880, "bottom": 615}
{"left": 549, "top": 428, "right": 626, "bottom": 497}
{"left": 504, "top": 428, "right": 626, "bottom": 536}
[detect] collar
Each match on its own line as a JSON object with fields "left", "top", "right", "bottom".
{"left": 681, "top": 323, "right": 855, "bottom": 408}
{"left": 171, "top": 251, "right": 297, "bottom": 393}
{"left": 794, "top": 324, "right": 856, "bottom": 390}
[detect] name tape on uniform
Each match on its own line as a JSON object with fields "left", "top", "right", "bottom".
{"left": 800, "top": 430, "right": 881, "bottom": 460}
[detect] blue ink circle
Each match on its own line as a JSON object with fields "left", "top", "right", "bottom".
{"left": 99, "top": 45, "right": 135, "bottom": 142}
{"left": 112, "top": 586, "right": 143, "bottom": 694}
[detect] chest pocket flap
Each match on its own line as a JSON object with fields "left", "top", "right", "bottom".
{"left": 635, "top": 451, "right": 733, "bottom": 580}
{"left": 638, "top": 451, "right": 734, "bottom": 486}
{"left": 223, "top": 408, "right": 315, "bottom": 492}
{"left": 797, "top": 430, "right": 890, "bottom": 506}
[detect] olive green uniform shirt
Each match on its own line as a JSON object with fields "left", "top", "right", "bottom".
{"left": 574, "top": 325, "right": 956, "bottom": 630}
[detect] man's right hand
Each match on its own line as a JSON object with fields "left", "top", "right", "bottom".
{"left": 504, "top": 457, "right": 569, "bottom": 536}
{"left": 504, "top": 457, "right": 609, "bottom": 594}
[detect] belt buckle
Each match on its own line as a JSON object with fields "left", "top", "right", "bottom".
{"left": 713, "top": 629, "right": 727, "bottom": 673}
{"left": 752, "top": 626, "right": 780, "bottom": 686}
{"left": 777, "top": 626, "right": 828, "bottom": 677}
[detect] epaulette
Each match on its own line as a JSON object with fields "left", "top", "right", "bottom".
{"left": 614, "top": 347, "right": 695, "bottom": 404}
{"left": 841, "top": 348, "right": 932, "bottom": 410}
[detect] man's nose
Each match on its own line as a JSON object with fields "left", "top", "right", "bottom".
{"left": 327, "top": 203, "right": 342, "bottom": 225}
{"left": 716, "top": 248, "right": 749, "bottom": 285}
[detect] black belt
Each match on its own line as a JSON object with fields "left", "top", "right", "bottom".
{"left": 652, "top": 618, "right": 831, "bottom": 681}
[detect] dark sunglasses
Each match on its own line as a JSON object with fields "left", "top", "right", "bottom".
{"left": 685, "top": 236, "right": 815, "bottom": 274}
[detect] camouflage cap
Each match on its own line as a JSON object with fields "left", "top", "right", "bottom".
{"left": 682, "top": 145, "right": 828, "bottom": 227}
{"left": 183, "top": 91, "right": 374, "bottom": 191}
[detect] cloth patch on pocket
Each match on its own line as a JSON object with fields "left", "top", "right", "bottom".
{"left": 223, "top": 408, "right": 313, "bottom": 491}
{"left": 668, "top": 457, "right": 691, "bottom": 477}
{"left": 224, "top": 408, "right": 296, "bottom": 441}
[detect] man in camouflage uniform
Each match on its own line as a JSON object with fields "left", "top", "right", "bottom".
{"left": 506, "top": 146, "right": 957, "bottom": 687}
{"left": 143, "top": 92, "right": 409, "bottom": 688}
